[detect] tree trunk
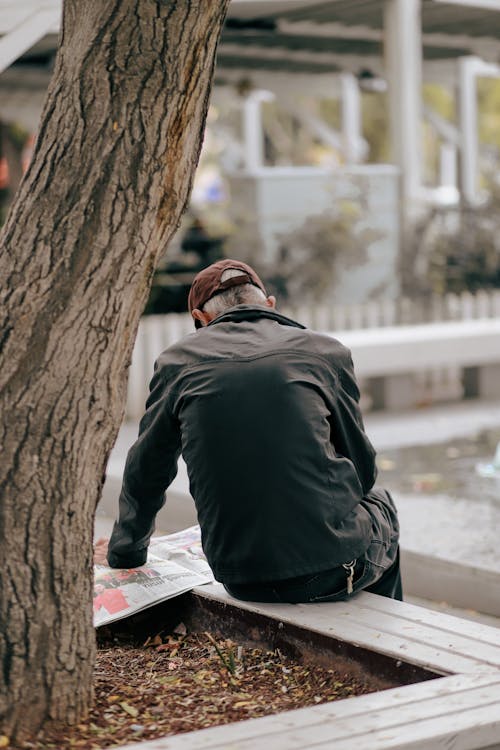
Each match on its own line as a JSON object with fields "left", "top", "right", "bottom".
{"left": 0, "top": 0, "right": 229, "bottom": 739}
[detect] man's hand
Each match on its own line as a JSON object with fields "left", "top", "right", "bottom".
{"left": 94, "top": 538, "right": 109, "bottom": 566}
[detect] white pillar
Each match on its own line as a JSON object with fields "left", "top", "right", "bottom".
{"left": 242, "top": 91, "right": 273, "bottom": 172}
{"left": 458, "top": 57, "right": 479, "bottom": 204}
{"left": 384, "top": 0, "right": 423, "bottom": 214}
{"left": 340, "top": 73, "right": 363, "bottom": 164}
{"left": 440, "top": 142, "right": 458, "bottom": 188}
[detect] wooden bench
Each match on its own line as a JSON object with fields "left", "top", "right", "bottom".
{"left": 120, "top": 584, "right": 500, "bottom": 750}
{"left": 338, "top": 318, "right": 500, "bottom": 410}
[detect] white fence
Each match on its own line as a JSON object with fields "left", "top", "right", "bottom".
{"left": 126, "top": 290, "right": 500, "bottom": 419}
{"left": 282, "top": 289, "right": 500, "bottom": 331}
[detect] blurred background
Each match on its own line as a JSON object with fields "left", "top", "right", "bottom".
{"left": 3, "top": 1, "right": 500, "bottom": 317}
{"left": 2, "top": 0, "right": 500, "bottom": 619}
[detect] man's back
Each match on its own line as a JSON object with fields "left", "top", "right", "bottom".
{"left": 158, "top": 306, "right": 376, "bottom": 583}
{"left": 106, "top": 258, "right": 401, "bottom": 602}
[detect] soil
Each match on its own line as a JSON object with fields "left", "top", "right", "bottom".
{"left": 12, "top": 626, "right": 385, "bottom": 750}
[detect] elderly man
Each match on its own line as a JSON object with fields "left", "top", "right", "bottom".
{"left": 103, "top": 259, "right": 402, "bottom": 603}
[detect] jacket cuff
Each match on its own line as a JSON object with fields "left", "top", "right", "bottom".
{"left": 106, "top": 547, "right": 148, "bottom": 569}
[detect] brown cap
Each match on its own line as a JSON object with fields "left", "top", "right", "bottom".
{"left": 188, "top": 259, "right": 267, "bottom": 326}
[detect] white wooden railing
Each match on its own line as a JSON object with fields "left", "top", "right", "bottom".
{"left": 126, "top": 290, "right": 500, "bottom": 419}
{"left": 281, "top": 289, "right": 500, "bottom": 331}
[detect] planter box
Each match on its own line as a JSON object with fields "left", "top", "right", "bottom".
{"left": 114, "top": 584, "right": 500, "bottom": 750}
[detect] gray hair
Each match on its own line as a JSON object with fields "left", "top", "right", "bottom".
{"left": 202, "top": 268, "right": 267, "bottom": 317}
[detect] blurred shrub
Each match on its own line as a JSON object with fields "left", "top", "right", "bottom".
{"left": 404, "top": 182, "right": 500, "bottom": 297}
{"left": 268, "top": 200, "right": 383, "bottom": 303}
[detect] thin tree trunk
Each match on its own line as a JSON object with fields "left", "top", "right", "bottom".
{"left": 0, "top": 0, "right": 229, "bottom": 739}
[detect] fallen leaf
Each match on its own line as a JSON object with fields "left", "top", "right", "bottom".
{"left": 119, "top": 702, "right": 139, "bottom": 718}
{"left": 0, "top": 737, "right": 9, "bottom": 748}
{"left": 158, "top": 675, "right": 180, "bottom": 685}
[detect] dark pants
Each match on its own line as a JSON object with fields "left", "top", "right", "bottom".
{"left": 225, "top": 488, "right": 403, "bottom": 604}
{"left": 364, "top": 547, "right": 403, "bottom": 600}
{"left": 225, "top": 547, "right": 403, "bottom": 604}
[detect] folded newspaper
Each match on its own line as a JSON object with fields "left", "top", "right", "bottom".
{"left": 93, "top": 525, "right": 214, "bottom": 628}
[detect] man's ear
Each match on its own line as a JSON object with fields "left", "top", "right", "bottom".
{"left": 265, "top": 295, "right": 276, "bottom": 309}
{"left": 192, "top": 308, "right": 213, "bottom": 327}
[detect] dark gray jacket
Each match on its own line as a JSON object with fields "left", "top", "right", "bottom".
{"left": 108, "top": 305, "right": 378, "bottom": 583}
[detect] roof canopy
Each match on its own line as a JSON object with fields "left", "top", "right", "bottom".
{"left": 218, "top": 0, "right": 500, "bottom": 80}
{"left": 2, "top": 1, "right": 500, "bottom": 78}
{"left": 0, "top": 0, "right": 499, "bottom": 209}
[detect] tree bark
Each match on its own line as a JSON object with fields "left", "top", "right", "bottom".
{"left": 0, "top": 0, "right": 229, "bottom": 739}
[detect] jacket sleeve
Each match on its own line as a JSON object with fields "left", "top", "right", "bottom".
{"left": 107, "top": 362, "right": 181, "bottom": 568}
{"left": 328, "top": 350, "right": 377, "bottom": 495}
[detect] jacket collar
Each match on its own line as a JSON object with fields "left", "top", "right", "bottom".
{"left": 206, "top": 304, "right": 306, "bottom": 330}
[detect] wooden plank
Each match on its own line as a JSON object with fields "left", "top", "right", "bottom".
{"left": 196, "top": 584, "right": 500, "bottom": 649}
{"left": 189, "top": 682, "right": 500, "bottom": 750}
{"left": 323, "top": 705, "right": 500, "bottom": 750}
{"left": 194, "top": 585, "right": 497, "bottom": 675}
{"left": 249, "top": 686, "right": 500, "bottom": 750}
{"left": 356, "top": 592, "right": 500, "bottom": 647}
{"left": 118, "top": 674, "right": 500, "bottom": 749}
{"left": 313, "top": 599, "right": 500, "bottom": 666}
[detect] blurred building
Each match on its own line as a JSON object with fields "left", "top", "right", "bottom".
{"left": 2, "top": 1, "right": 500, "bottom": 306}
